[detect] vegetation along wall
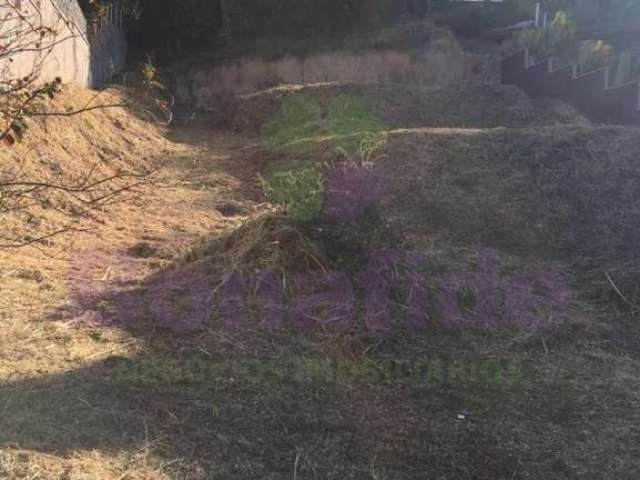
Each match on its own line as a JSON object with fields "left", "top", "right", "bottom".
{"left": 174, "top": 30, "right": 499, "bottom": 109}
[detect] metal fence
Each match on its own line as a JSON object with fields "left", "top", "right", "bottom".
{"left": 502, "top": 48, "right": 640, "bottom": 124}
{"left": 87, "top": 2, "right": 127, "bottom": 86}
{"left": 50, "top": 0, "right": 127, "bottom": 87}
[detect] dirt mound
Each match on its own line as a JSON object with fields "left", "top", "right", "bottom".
{"left": 378, "top": 124, "right": 640, "bottom": 316}
{"left": 183, "top": 211, "right": 328, "bottom": 274}
{"left": 0, "top": 86, "right": 174, "bottom": 247}
{"left": 229, "top": 82, "right": 588, "bottom": 133}
{"left": 3, "top": 80, "right": 640, "bottom": 480}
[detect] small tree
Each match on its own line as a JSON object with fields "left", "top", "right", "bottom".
{"left": 0, "top": 0, "right": 153, "bottom": 249}
{"left": 517, "top": 10, "right": 577, "bottom": 59}
{"left": 0, "top": 0, "right": 67, "bottom": 146}
{"left": 577, "top": 39, "right": 613, "bottom": 74}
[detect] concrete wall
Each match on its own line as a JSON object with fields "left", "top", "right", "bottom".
{"left": 567, "top": 68, "right": 608, "bottom": 120}
{"left": 0, "top": 0, "right": 91, "bottom": 87}
{"left": 0, "top": 0, "right": 126, "bottom": 89}
{"left": 502, "top": 49, "right": 640, "bottom": 124}
{"left": 174, "top": 33, "right": 499, "bottom": 109}
{"left": 603, "top": 80, "right": 640, "bottom": 124}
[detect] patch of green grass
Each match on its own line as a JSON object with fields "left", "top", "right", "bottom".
{"left": 260, "top": 93, "right": 325, "bottom": 155}
{"left": 260, "top": 92, "right": 386, "bottom": 155}
{"left": 327, "top": 94, "right": 386, "bottom": 153}
{"left": 260, "top": 159, "right": 325, "bottom": 223}
{"left": 259, "top": 93, "right": 386, "bottom": 223}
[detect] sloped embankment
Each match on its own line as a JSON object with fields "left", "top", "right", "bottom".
{"left": 237, "top": 82, "right": 640, "bottom": 344}
{"left": 0, "top": 87, "right": 173, "bottom": 245}
{"left": 229, "top": 82, "right": 588, "bottom": 133}
{"left": 240, "top": 82, "right": 640, "bottom": 308}
{"left": 380, "top": 125, "right": 640, "bottom": 316}
{"left": 119, "top": 80, "right": 640, "bottom": 479}
{"left": 2, "top": 77, "right": 640, "bottom": 479}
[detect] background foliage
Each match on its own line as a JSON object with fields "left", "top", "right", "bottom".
{"left": 131, "top": 0, "right": 546, "bottom": 60}
{"left": 124, "top": 0, "right": 640, "bottom": 61}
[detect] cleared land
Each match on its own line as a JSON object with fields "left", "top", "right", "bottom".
{"left": 1, "top": 81, "right": 639, "bottom": 480}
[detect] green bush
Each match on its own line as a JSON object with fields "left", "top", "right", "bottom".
{"left": 261, "top": 92, "right": 386, "bottom": 155}
{"left": 260, "top": 159, "right": 325, "bottom": 223}
{"left": 578, "top": 39, "right": 613, "bottom": 74}
{"left": 516, "top": 11, "right": 577, "bottom": 58}
{"left": 260, "top": 94, "right": 325, "bottom": 155}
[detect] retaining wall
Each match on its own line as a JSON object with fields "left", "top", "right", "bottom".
{"left": 87, "top": 2, "right": 127, "bottom": 86}
{"left": 174, "top": 32, "right": 499, "bottom": 109}
{"left": 502, "top": 49, "right": 640, "bottom": 124}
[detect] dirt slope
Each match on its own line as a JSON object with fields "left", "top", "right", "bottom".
{"left": 229, "top": 82, "right": 589, "bottom": 133}
{"left": 1, "top": 81, "right": 640, "bottom": 480}
{"left": 0, "top": 88, "right": 260, "bottom": 378}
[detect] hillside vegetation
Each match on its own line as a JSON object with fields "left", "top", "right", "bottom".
{"left": 2, "top": 67, "right": 640, "bottom": 480}
{"left": 231, "top": 82, "right": 640, "bottom": 343}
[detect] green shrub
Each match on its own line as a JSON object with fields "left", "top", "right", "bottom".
{"left": 261, "top": 94, "right": 325, "bottom": 155}
{"left": 578, "top": 39, "right": 613, "bottom": 74}
{"left": 261, "top": 92, "right": 386, "bottom": 155}
{"left": 260, "top": 159, "right": 325, "bottom": 223}
{"left": 516, "top": 11, "right": 577, "bottom": 59}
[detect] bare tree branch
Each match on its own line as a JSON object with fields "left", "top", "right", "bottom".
{"left": 0, "top": 1, "right": 169, "bottom": 250}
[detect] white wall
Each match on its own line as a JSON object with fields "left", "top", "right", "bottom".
{"left": 0, "top": 0, "right": 91, "bottom": 88}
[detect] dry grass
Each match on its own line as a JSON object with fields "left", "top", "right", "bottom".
{"left": 183, "top": 211, "right": 328, "bottom": 275}
{"left": 229, "top": 82, "right": 589, "bottom": 134}
{"left": 0, "top": 89, "right": 257, "bottom": 378}
{"left": 379, "top": 125, "right": 640, "bottom": 308}
{"left": 2, "top": 82, "right": 640, "bottom": 480}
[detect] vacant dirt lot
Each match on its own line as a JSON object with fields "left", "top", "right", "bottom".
{"left": 2, "top": 84, "right": 640, "bottom": 480}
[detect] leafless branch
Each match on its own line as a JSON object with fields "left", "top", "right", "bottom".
{"left": 0, "top": 1, "right": 170, "bottom": 250}
{"left": 0, "top": 226, "right": 89, "bottom": 249}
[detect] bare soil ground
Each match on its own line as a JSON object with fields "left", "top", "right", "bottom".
{"left": 1, "top": 85, "right": 640, "bottom": 480}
